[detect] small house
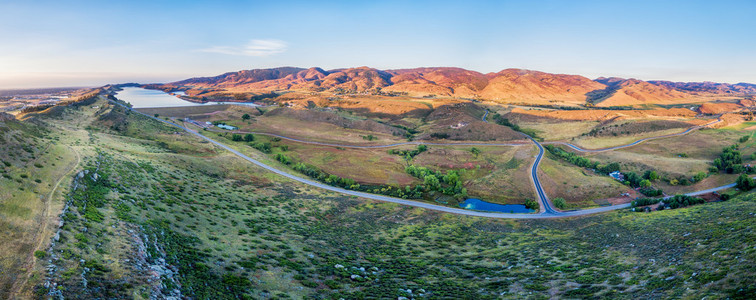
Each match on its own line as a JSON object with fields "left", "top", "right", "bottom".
{"left": 217, "top": 124, "right": 238, "bottom": 130}
{"left": 609, "top": 171, "right": 624, "bottom": 181}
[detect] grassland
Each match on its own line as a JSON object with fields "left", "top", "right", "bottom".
{"left": 0, "top": 104, "right": 93, "bottom": 298}
{"left": 569, "top": 128, "right": 756, "bottom": 195}
{"left": 538, "top": 156, "right": 632, "bottom": 208}
{"left": 2, "top": 94, "right": 755, "bottom": 299}
{"left": 517, "top": 120, "right": 598, "bottom": 141}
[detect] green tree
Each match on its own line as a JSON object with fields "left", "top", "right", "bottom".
{"left": 471, "top": 147, "right": 481, "bottom": 157}
{"left": 231, "top": 134, "right": 242, "bottom": 142}
{"left": 553, "top": 197, "right": 566, "bottom": 209}
{"left": 241, "top": 113, "right": 251, "bottom": 120}
{"left": 524, "top": 199, "right": 539, "bottom": 210}
{"left": 243, "top": 133, "right": 255, "bottom": 142}
{"left": 639, "top": 179, "right": 651, "bottom": 188}
{"left": 424, "top": 174, "right": 440, "bottom": 190}
{"left": 693, "top": 172, "right": 707, "bottom": 182}
{"left": 736, "top": 174, "right": 755, "bottom": 190}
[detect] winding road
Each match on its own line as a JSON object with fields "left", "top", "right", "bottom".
{"left": 110, "top": 99, "right": 736, "bottom": 218}
{"left": 544, "top": 119, "right": 722, "bottom": 152}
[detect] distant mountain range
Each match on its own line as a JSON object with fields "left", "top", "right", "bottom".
{"left": 152, "top": 67, "right": 756, "bottom": 106}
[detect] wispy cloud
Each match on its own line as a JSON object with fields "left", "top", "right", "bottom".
{"left": 199, "top": 39, "right": 287, "bottom": 56}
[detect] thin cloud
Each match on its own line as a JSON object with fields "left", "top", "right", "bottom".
{"left": 199, "top": 39, "right": 287, "bottom": 56}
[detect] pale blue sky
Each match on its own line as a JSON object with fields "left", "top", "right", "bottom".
{"left": 1, "top": 0, "right": 755, "bottom": 88}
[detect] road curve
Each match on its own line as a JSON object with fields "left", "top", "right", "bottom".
{"left": 111, "top": 100, "right": 738, "bottom": 219}
{"left": 544, "top": 119, "right": 721, "bottom": 153}
{"left": 480, "top": 109, "right": 556, "bottom": 214}
{"left": 111, "top": 100, "right": 565, "bottom": 218}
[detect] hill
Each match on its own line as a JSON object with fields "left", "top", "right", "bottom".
{"left": 153, "top": 67, "right": 756, "bottom": 107}
{"left": 649, "top": 80, "right": 756, "bottom": 95}
{"left": 589, "top": 77, "right": 697, "bottom": 107}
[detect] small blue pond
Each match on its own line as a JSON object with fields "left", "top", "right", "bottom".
{"left": 459, "top": 198, "right": 535, "bottom": 213}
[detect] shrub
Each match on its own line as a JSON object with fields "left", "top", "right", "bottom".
{"left": 250, "top": 142, "right": 272, "bottom": 153}
{"left": 639, "top": 187, "right": 663, "bottom": 197}
{"left": 736, "top": 174, "right": 756, "bottom": 190}
{"left": 275, "top": 154, "right": 292, "bottom": 165}
{"left": 632, "top": 198, "right": 661, "bottom": 207}
{"left": 693, "top": 172, "right": 707, "bottom": 182}
{"left": 553, "top": 197, "right": 566, "bottom": 209}
{"left": 243, "top": 134, "right": 255, "bottom": 142}
{"left": 713, "top": 145, "right": 743, "bottom": 173}
{"left": 524, "top": 199, "right": 539, "bottom": 210}
{"left": 34, "top": 250, "right": 47, "bottom": 259}
{"left": 663, "top": 194, "right": 705, "bottom": 209}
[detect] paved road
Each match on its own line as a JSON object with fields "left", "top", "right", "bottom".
{"left": 111, "top": 100, "right": 740, "bottom": 218}
{"left": 544, "top": 119, "right": 722, "bottom": 152}
{"left": 479, "top": 109, "right": 556, "bottom": 214}
{"left": 111, "top": 100, "right": 567, "bottom": 219}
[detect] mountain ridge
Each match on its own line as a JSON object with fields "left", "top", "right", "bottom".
{"left": 154, "top": 67, "right": 756, "bottom": 106}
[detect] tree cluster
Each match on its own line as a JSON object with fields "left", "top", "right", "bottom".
{"left": 405, "top": 164, "right": 467, "bottom": 198}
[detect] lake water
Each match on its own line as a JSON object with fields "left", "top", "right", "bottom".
{"left": 459, "top": 198, "right": 535, "bottom": 213}
{"left": 114, "top": 87, "right": 258, "bottom": 108}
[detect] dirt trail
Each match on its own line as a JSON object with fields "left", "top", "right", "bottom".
{"left": 8, "top": 145, "right": 81, "bottom": 298}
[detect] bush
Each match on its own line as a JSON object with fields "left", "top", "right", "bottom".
{"left": 389, "top": 145, "right": 427, "bottom": 161}
{"left": 632, "top": 198, "right": 661, "bottom": 207}
{"left": 663, "top": 194, "right": 705, "bottom": 209}
{"left": 243, "top": 134, "right": 254, "bottom": 142}
{"left": 241, "top": 113, "right": 251, "bottom": 120}
{"left": 553, "top": 197, "right": 566, "bottom": 209}
{"left": 714, "top": 145, "right": 743, "bottom": 173}
{"left": 275, "top": 154, "right": 292, "bottom": 165}
{"left": 34, "top": 250, "right": 47, "bottom": 259}
{"left": 231, "top": 134, "right": 242, "bottom": 142}
{"left": 250, "top": 142, "right": 272, "bottom": 153}
{"left": 736, "top": 174, "right": 756, "bottom": 190}
{"left": 524, "top": 199, "right": 539, "bottom": 210}
{"left": 639, "top": 187, "right": 663, "bottom": 197}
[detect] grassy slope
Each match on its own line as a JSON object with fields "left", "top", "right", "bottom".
{"left": 539, "top": 156, "right": 632, "bottom": 208}
{"left": 579, "top": 128, "right": 756, "bottom": 194}
{"left": 5, "top": 98, "right": 755, "bottom": 299}
{"left": 0, "top": 111, "right": 84, "bottom": 298}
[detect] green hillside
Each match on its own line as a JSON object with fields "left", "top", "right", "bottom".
{"left": 2, "top": 95, "right": 754, "bottom": 299}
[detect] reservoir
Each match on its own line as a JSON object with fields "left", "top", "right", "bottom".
{"left": 114, "top": 87, "right": 258, "bottom": 108}
{"left": 459, "top": 198, "right": 535, "bottom": 213}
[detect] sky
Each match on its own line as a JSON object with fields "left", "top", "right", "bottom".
{"left": 1, "top": 0, "right": 755, "bottom": 88}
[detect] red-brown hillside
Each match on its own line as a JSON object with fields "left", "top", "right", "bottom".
{"left": 155, "top": 67, "right": 755, "bottom": 106}
{"left": 479, "top": 69, "right": 604, "bottom": 104}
